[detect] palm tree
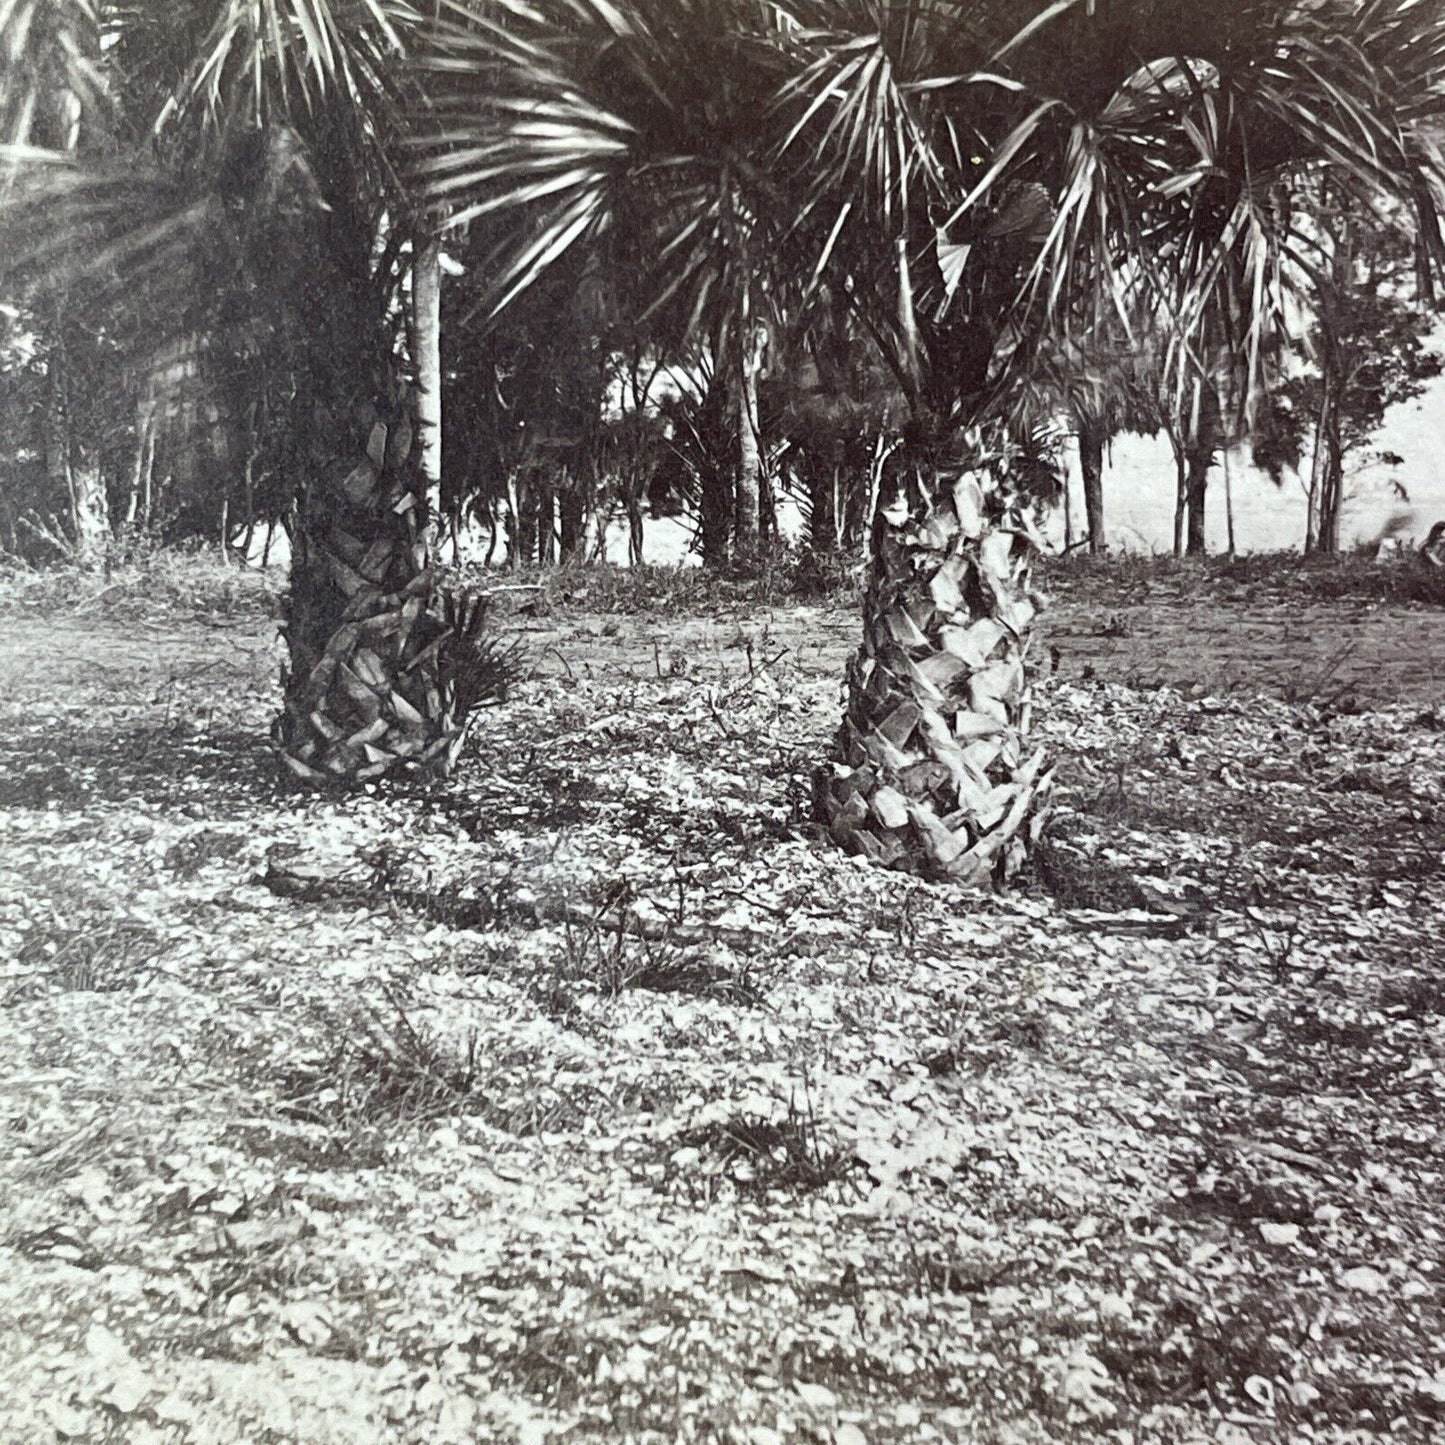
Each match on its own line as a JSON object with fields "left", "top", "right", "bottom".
{"left": 416, "top": 0, "right": 1445, "bottom": 880}
{"left": 766, "top": 0, "right": 1442, "bottom": 878}
{"left": 780, "top": 0, "right": 1445, "bottom": 880}
{"left": 1, "top": 1, "right": 508, "bottom": 782}
{"left": 415, "top": 0, "right": 795, "bottom": 571}
{"left": 1034, "top": 331, "right": 1162, "bottom": 556}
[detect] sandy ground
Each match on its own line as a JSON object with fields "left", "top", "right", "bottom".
{"left": 1, "top": 573, "right": 1443, "bottom": 1444}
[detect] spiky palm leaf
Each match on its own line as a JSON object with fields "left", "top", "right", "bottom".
{"left": 416, "top": 0, "right": 783, "bottom": 322}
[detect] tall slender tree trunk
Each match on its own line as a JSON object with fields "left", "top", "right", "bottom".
{"left": 733, "top": 319, "right": 766, "bottom": 569}
{"left": 124, "top": 397, "right": 156, "bottom": 535}
{"left": 45, "top": 342, "right": 110, "bottom": 567}
{"left": 626, "top": 494, "right": 645, "bottom": 566}
{"left": 506, "top": 474, "right": 526, "bottom": 568}
{"left": 759, "top": 463, "right": 778, "bottom": 549}
{"left": 1172, "top": 440, "right": 1188, "bottom": 558}
{"left": 1185, "top": 451, "right": 1209, "bottom": 556}
{"left": 69, "top": 447, "right": 110, "bottom": 566}
{"left": 814, "top": 437, "right": 1050, "bottom": 884}
{"left": 1222, "top": 448, "right": 1237, "bottom": 557}
{"left": 1316, "top": 414, "right": 1345, "bottom": 553}
{"left": 414, "top": 238, "right": 443, "bottom": 521}
{"left": 807, "top": 454, "right": 840, "bottom": 560}
{"left": 1309, "top": 317, "right": 1346, "bottom": 556}
{"left": 697, "top": 367, "right": 734, "bottom": 568}
{"left": 1078, "top": 417, "right": 1106, "bottom": 555}
{"left": 1319, "top": 218, "right": 1352, "bottom": 555}
{"left": 538, "top": 483, "right": 557, "bottom": 564}
{"left": 558, "top": 471, "right": 585, "bottom": 561}
{"left": 1183, "top": 383, "right": 1218, "bottom": 557}
{"left": 485, "top": 503, "right": 500, "bottom": 567}
{"left": 1304, "top": 391, "right": 1327, "bottom": 555}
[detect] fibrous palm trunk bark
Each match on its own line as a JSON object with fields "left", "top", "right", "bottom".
{"left": 814, "top": 449, "right": 1051, "bottom": 885}
{"left": 277, "top": 388, "right": 488, "bottom": 782}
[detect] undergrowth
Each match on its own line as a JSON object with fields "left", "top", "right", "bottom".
{"left": 0, "top": 545, "right": 280, "bottom": 622}
{"left": 1039, "top": 549, "right": 1445, "bottom": 608}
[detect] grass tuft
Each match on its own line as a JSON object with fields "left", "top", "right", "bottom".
{"left": 7, "top": 921, "right": 163, "bottom": 1000}
{"left": 671, "top": 1102, "right": 855, "bottom": 1197}
{"left": 264, "top": 994, "right": 484, "bottom": 1135}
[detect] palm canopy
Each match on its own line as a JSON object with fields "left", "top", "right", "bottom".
{"left": 0, "top": 0, "right": 431, "bottom": 444}
{"left": 416, "top": 0, "right": 1445, "bottom": 436}
{"left": 780, "top": 0, "right": 1445, "bottom": 430}
{"left": 1, "top": 0, "right": 426, "bottom": 266}
{"left": 417, "top": 0, "right": 792, "bottom": 355}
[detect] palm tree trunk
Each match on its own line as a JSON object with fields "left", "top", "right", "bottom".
{"left": 276, "top": 391, "right": 476, "bottom": 783}
{"left": 699, "top": 454, "right": 733, "bottom": 566}
{"left": 1079, "top": 418, "right": 1106, "bottom": 554}
{"left": 45, "top": 343, "right": 110, "bottom": 567}
{"left": 814, "top": 446, "right": 1051, "bottom": 884}
{"left": 695, "top": 365, "right": 733, "bottom": 566}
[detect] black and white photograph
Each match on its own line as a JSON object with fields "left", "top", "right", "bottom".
{"left": 1, "top": 1, "right": 1444, "bottom": 1440}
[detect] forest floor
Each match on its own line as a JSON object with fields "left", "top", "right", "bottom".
{"left": 1, "top": 551, "right": 1443, "bottom": 1445}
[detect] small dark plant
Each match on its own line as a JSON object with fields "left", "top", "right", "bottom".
{"left": 671, "top": 1088, "right": 855, "bottom": 1198}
